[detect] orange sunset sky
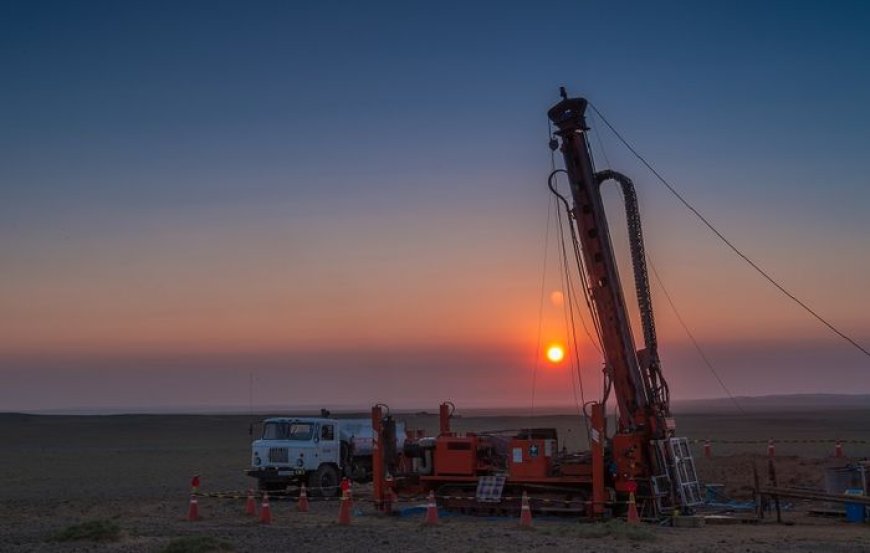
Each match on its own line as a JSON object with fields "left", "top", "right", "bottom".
{"left": 2, "top": 2, "right": 869, "bottom": 412}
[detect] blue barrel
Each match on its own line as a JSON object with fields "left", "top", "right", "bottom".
{"left": 845, "top": 489, "right": 866, "bottom": 523}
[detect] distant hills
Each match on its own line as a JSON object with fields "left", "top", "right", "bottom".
{"left": 672, "top": 393, "right": 870, "bottom": 413}
{"left": 3, "top": 393, "right": 868, "bottom": 416}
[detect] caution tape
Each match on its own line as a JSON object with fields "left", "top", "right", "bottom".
{"left": 689, "top": 438, "right": 870, "bottom": 444}
{"left": 194, "top": 491, "right": 353, "bottom": 502}
{"left": 192, "top": 491, "right": 639, "bottom": 507}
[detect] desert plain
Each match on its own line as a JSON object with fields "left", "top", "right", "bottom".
{"left": 2, "top": 407, "right": 869, "bottom": 552}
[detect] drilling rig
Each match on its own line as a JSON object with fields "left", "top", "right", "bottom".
{"left": 545, "top": 88, "right": 702, "bottom": 514}
{"left": 370, "top": 90, "right": 701, "bottom": 518}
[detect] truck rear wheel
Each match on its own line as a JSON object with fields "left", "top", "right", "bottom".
{"left": 308, "top": 464, "right": 339, "bottom": 497}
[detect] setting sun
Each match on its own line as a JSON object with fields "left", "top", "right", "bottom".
{"left": 546, "top": 344, "right": 565, "bottom": 363}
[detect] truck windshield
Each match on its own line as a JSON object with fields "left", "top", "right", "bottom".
{"left": 287, "top": 423, "right": 314, "bottom": 440}
{"left": 262, "top": 422, "right": 286, "bottom": 440}
{"left": 261, "top": 422, "right": 315, "bottom": 441}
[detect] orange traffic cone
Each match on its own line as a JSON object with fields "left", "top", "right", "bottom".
{"left": 519, "top": 491, "right": 533, "bottom": 528}
{"left": 626, "top": 491, "right": 640, "bottom": 524}
{"left": 245, "top": 488, "right": 256, "bottom": 515}
{"left": 186, "top": 495, "right": 200, "bottom": 522}
{"left": 383, "top": 473, "right": 395, "bottom": 514}
{"left": 298, "top": 483, "right": 310, "bottom": 512}
{"left": 384, "top": 487, "right": 396, "bottom": 515}
{"left": 423, "top": 490, "right": 440, "bottom": 526}
{"left": 259, "top": 492, "right": 272, "bottom": 525}
{"left": 337, "top": 490, "right": 352, "bottom": 525}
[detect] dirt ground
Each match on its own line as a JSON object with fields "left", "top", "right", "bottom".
{"left": 2, "top": 411, "right": 869, "bottom": 552}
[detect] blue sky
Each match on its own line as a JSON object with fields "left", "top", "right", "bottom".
{"left": 1, "top": 1, "right": 868, "bottom": 411}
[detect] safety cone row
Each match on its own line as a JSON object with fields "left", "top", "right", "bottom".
{"left": 189, "top": 481, "right": 580, "bottom": 528}
{"left": 626, "top": 491, "right": 640, "bottom": 525}
{"left": 518, "top": 491, "right": 533, "bottom": 528}
{"left": 186, "top": 495, "right": 200, "bottom": 522}
{"left": 423, "top": 490, "right": 440, "bottom": 526}
{"left": 260, "top": 492, "right": 272, "bottom": 525}
{"left": 297, "top": 483, "right": 310, "bottom": 512}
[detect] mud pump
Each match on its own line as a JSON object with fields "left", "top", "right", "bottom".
{"left": 371, "top": 90, "right": 702, "bottom": 519}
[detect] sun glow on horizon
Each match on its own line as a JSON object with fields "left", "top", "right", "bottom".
{"left": 546, "top": 344, "right": 565, "bottom": 364}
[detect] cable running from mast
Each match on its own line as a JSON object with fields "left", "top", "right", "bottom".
{"left": 530, "top": 195, "right": 555, "bottom": 419}
{"left": 589, "top": 102, "right": 870, "bottom": 360}
{"left": 646, "top": 256, "right": 747, "bottom": 414}
{"left": 555, "top": 197, "right": 592, "bottom": 431}
{"left": 556, "top": 205, "right": 584, "bottom": 418}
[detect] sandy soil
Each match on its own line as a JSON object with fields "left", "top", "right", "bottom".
{"left": 1, "top": 412, "right": 869, "bottom": 552}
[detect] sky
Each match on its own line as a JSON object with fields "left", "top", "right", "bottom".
{"left": 1, "top": 1, "right": 869, "bottom": 412}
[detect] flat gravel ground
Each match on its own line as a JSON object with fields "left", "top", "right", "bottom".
{"left": 2, "top": 413, "right": 869, "bottom": 552}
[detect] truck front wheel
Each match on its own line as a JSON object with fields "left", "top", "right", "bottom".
{"left": 308, "top": 464, "right": 339, "bottom": 497}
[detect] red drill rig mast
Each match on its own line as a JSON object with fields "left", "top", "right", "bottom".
{"left": 547, "top": 88, "right": 697, "bottom": 509}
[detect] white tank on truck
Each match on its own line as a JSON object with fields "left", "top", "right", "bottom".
{"left": 246, "top": 415, "right": 406, "bottom": 496}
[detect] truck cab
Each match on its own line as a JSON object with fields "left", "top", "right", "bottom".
{"left": 248, "top": 417, "right": 346, "bottom": 496}
{"left": 247, "top": 414, "right": 406, "bottom": 495}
